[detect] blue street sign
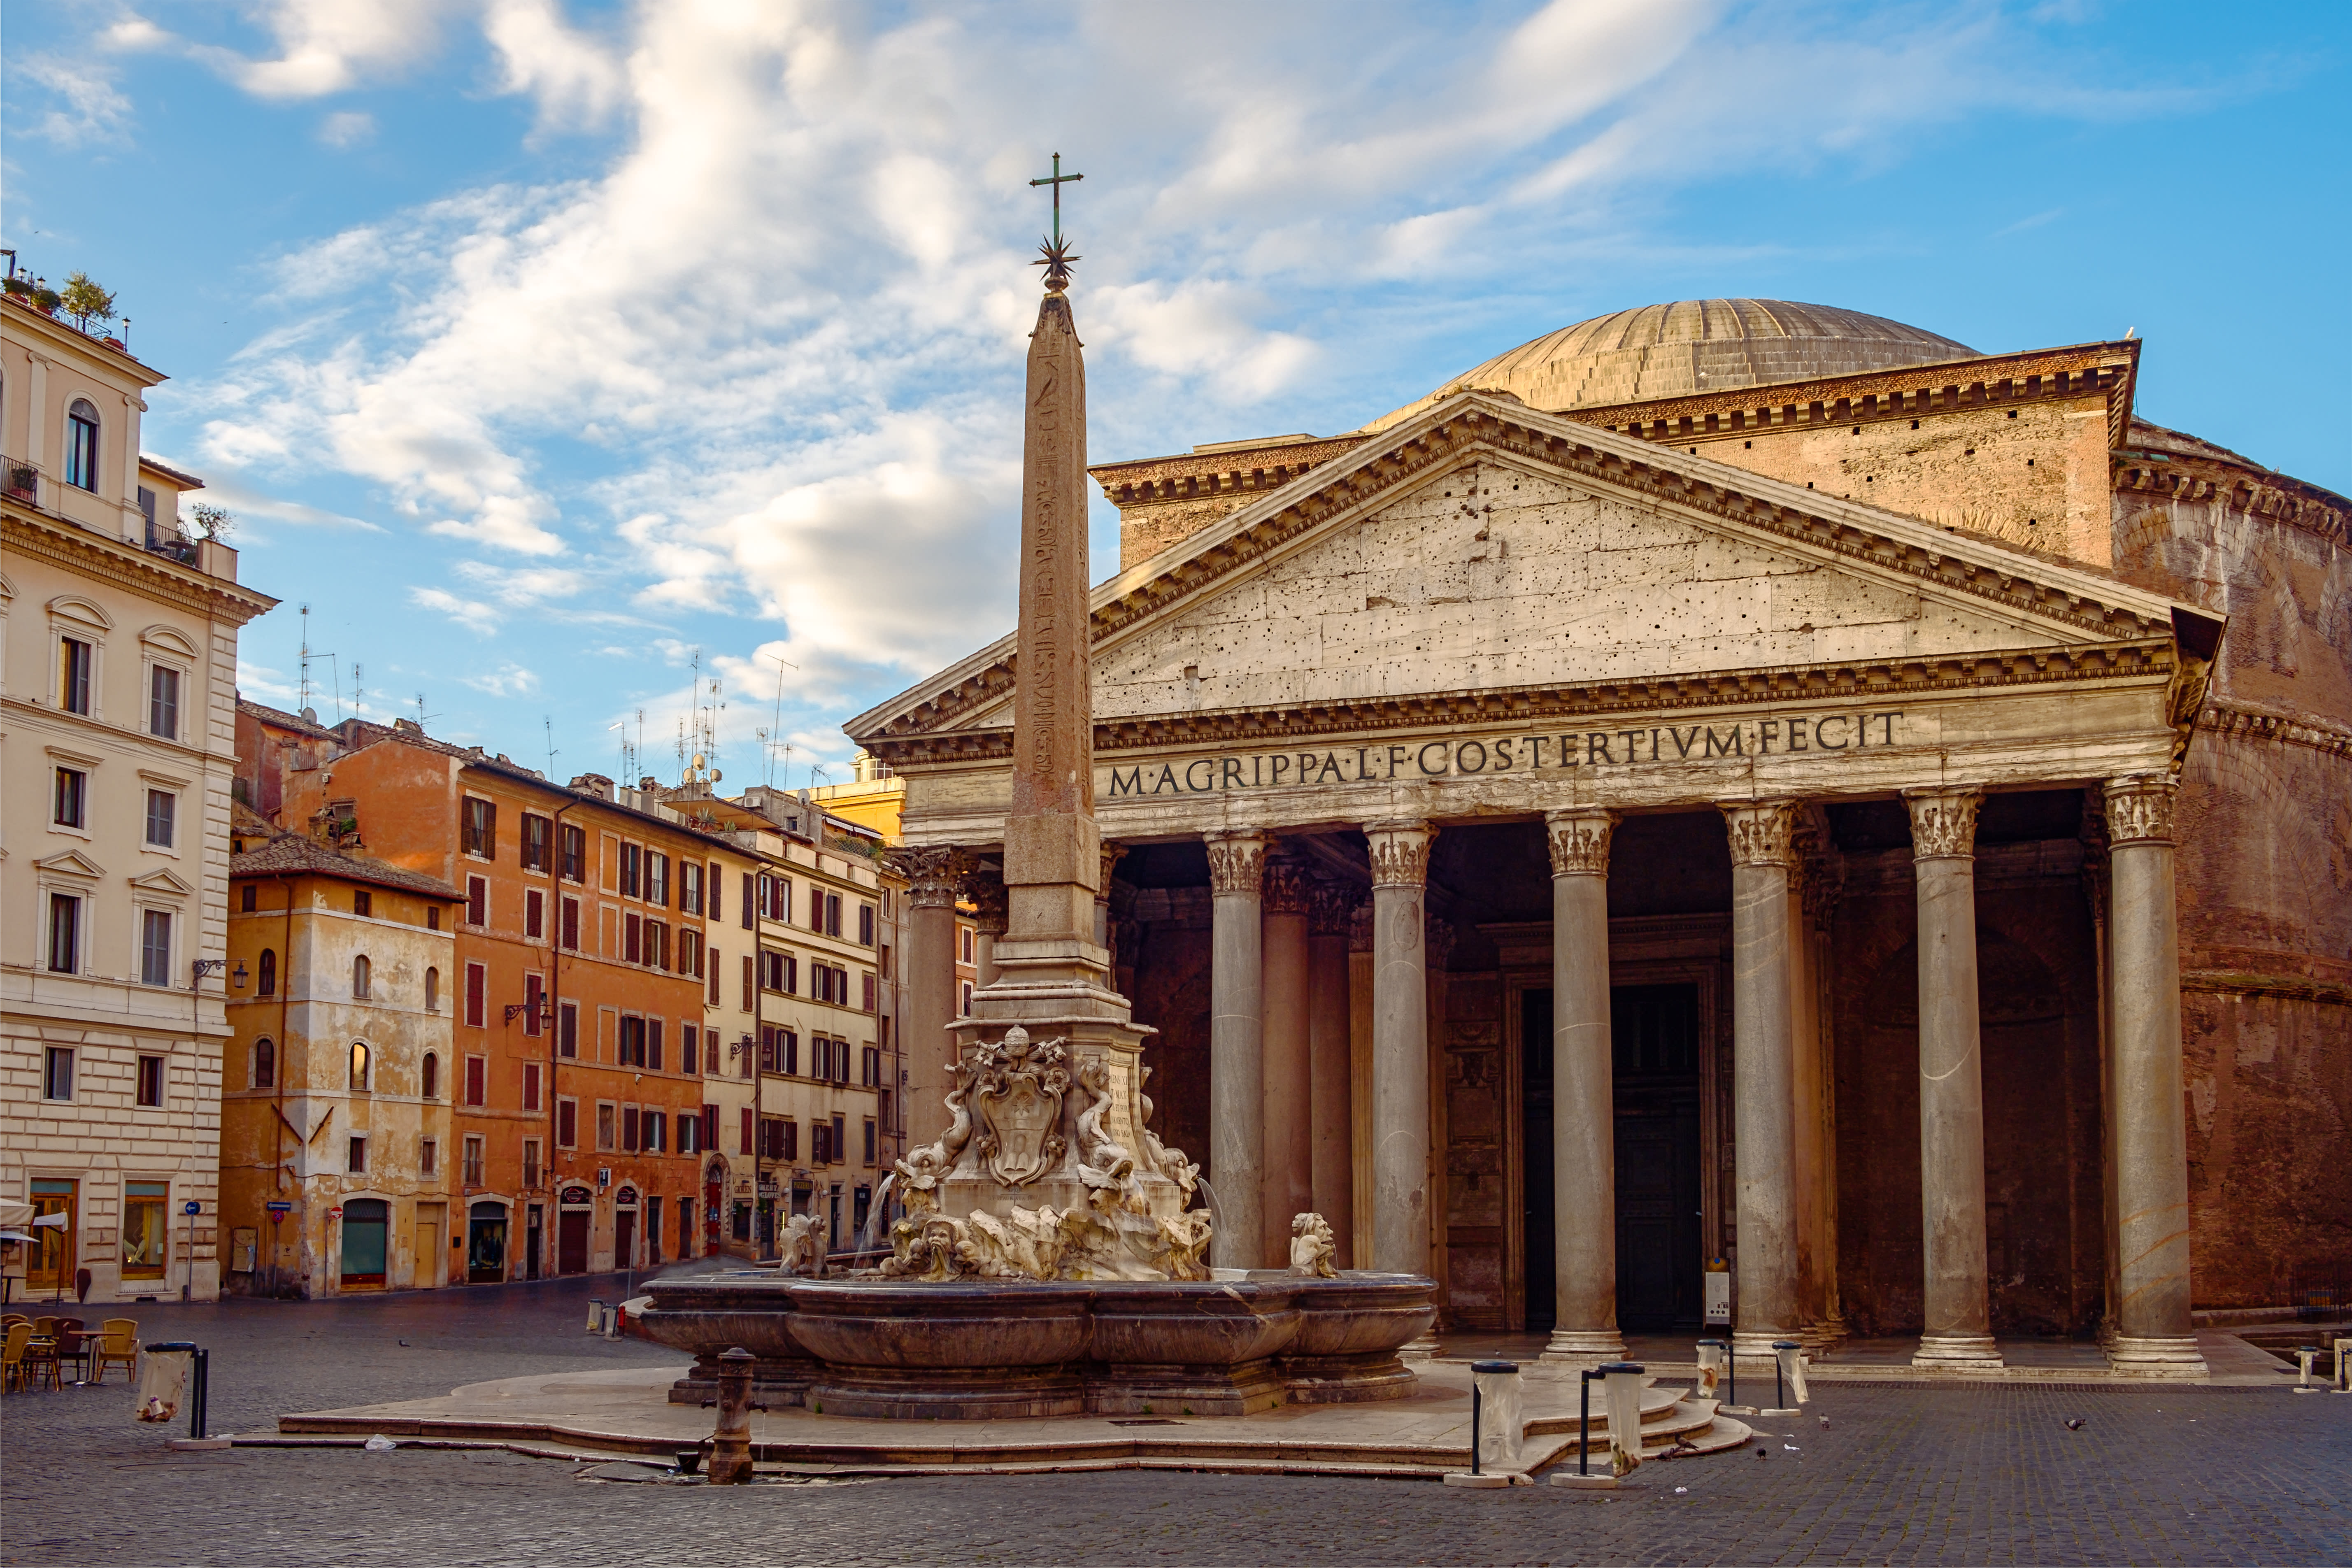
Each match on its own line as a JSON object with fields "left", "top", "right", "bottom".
{"left": 266, "top": 1201, "right": 293, "bottom": 1216}
{"left": 183, "top": 1201, "right": 201, "bottom": 1216}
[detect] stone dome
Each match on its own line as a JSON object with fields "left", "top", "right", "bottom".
{"left": 1364, "top": 298, "right": 1979, "bottom": 432}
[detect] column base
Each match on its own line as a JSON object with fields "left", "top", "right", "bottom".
{"left": 1398, "top": 1333, "right": 1440, "bottom": 1363}
{"left": 2105, "top": 1335, "right": 2208, "bottom": 1377}
{"left": 1910, "top": 1334, "right": 2005, "bottom": 1370}
{"left": 1729, "top": 1330, "right": 1794, "bottom": 1363}
{"left": 1536, "top": 1328, "right": 1627, "bottom": 1369}
{"left": 1798, "top": 1317, "right": 1847, "bottom": 1358}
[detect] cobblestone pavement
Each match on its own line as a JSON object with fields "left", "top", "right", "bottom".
{"left": 5, "top": 1275, "right": 2347, "bottom": 1567}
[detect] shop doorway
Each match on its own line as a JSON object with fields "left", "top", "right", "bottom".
{"left": 614, "top": 1207, "right": 637, "bottom": 1272}
{"left": 28, "top": 1180, "right": 76, "bottom": 1298}
{"left": 1521, "top": 982, "right": 1705, "bottom": 1331}
{"left": 340, "top": 1199, "right": 389, "bottom": 1288}
{"left": 558, "top": 1206, "right": 590, "bottom": 1274}
{"left": 414, "top": 1203, "right": 446, "bottom": 1289}
{"left": 466, "top": 1201, "right": 508, "bottom": 1283}
{"left": 524, "top": 1205, "right": 544, "bottom": 1281}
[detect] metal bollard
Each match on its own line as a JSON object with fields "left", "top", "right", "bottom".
{"left": 1765, "top": 1339, "right": 1803, "bottom": 1415}
{"left": 1554, "top": 1361, "right": 1645, "bottom": 1489}
{"left": 706, "top": 1347, "right": 757, "bottom": 1484}
{"left": 2336, "top": 1338, "right": 2351, "bottom": 1394}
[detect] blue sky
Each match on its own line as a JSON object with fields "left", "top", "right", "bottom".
{"left": 7, "top": 0, "right": 2345, "bottom": 789}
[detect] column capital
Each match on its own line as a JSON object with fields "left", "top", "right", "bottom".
{"left": 1363, "top": 819, "right": 1437, "bottom": 889}
{"left": 2103, "top": 774, "right": 2178, "bottom": 847}
{"left": 1262, "top": 856, "right": 1312, "bottom": 916}
{"left": 961, "top": 867, "right": 1009, "bottom": 936}
{"left": 882, "top": 846, "right": 974, "bottom": 908}
{"left": 1202, "top": 829, "right": 1267, "bottom": 896}
{"left": 1719, "top": 801, "right": 1799, "bottom": 868}
{"left": 1097, "top": 841, "right": 1129, "bottom": 897}
{"left": 1307, "top": 879, "right": 1360, "bottom": 938}
{"left": 1903, "top": 786, "right": 1983, "bottom": 862}
{"left": 1544, "top": 808, "right": 1618, "bottom": 877}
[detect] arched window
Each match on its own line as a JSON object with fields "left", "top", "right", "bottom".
{"left": 421, "top": 1051, "right": 439, "bottom": 1100}
{"left": 65, "top": 399, "right": 101, "bottom": 492}
{"left": 424, "top": 966, "right": 440, "bottom": 1012}
{"left": 258, "top": 949, "right": 277, "bottom": 996}
{"left": 350, "top": 1041, "right": 371, "bottom": 1091}
{"left": 352, "top": 954, "right": 371, "bottom": 999}
{"left": 253, "top": 1038, "right": 275, "bottom": 1089}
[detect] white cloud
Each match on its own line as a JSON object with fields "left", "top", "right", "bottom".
{"left": 410, "top": 586, "right": 500, "bottom": 633}
{"left": 459, "top": 662, "right": 541, "bottom": 697}
{"left": 484, "top": 0, "right": 626, "bottom": 131}
{"left": 226, "top": 0, "right": 458, "bottom": 99}
{"left": 11, "top": 54, "right": 134, "bottom": 146}
{"left": 319, "top": 111, "right": 376, "bottom": 149}
{"left": 455, "top": 561, "right": 586, "bottom": 605}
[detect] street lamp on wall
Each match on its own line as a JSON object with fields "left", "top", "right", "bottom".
{"left": 231, "top": 961, "right": 249, "bottom": 991}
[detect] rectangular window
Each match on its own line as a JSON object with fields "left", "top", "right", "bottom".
{"left": 58, "top": 637, "right": 92, "bottom": 714}
{"left": 705, "top": 1104, "right": 721, "bottom": 1153}
{"left": 559, "top": 1000, "right": 579, "bottom": 1059}
{"left": 812, "top": 1121, "right": 831, "bottom": 1165}
{"left": 65, "top": 409, "right": 100, "bottom": 491}
{"left": 149, "top": 665, "right": 180, "bottom": 741}
{"left": 242, "top": 885, "right": 257, "bottom": 912}
{"left": 523, "top": 1061, "right": 542, "bottom": 1111}
{"left": 859, "top": 904, "right": 875, "bottom": 946}
{"left": 741, "top": 872, "right": 755, "bottom": 930}
{"left": 428, "top": 905, "right": 441, "bottom": 931}
{"left": 779, "top": 1028, "right": 799, "bottom": 1077}
{"left": 521, "top": 812, "right": 551, "bottom": 872}
{"left": 139, "top": 909, "right": 173, "bottom": 987}
{"left": 47, "top": 895, "right": 79, "bottom": 974}
{"left": 742, "top": 953, "right": 755, "bottom": 1011}
{"left": 645, "top": 1110, "right": 666, "bottom": 1153}
{"left": 620, "top": 843, "right": 641, "bottom": 898}
{"left": 682, "top": 1024, "right": 699, "bottom": 1077}
{"left": 740, "top": 1106, "right": 754, "bottom": 1155}
{"left": 465, "top": 963, "right": 486, "bottom": 1028}
{"left": 352, "top": 888, "right": 372, "bottom": 918}
{"left": 862, "top": 972, "right": 876, "bottom": 1013}
{"left": 597, "top": 1103, "right": 616, "bottom": 1152}
{"left": 862, "top": 1046, "right": 881, "bottom": 1087}
{"left": 463, "top": 1136, "right": 485, "bottom": 1187}
{"left": 646, "top": 1017, "right": 664, "bottom": 1073}
{"left": 463, "top": 797, "right": 497, "bottom": 858}
{"left": 647, "top": 852, "right": 669, "bottom": 908}
{"left": 54, "top": 767, "right": 87, "bottom": 828}
{"left": 143, "top": 790, "right": 177, "bottom": 849}
{"left": 826, "top": 893, "right": 842, "bottom": 937}
{"left": 559, "top": 823, "right": 586, "bottom": 882}
{"left": 123, "top": 1182, "right": 168, "bottom": 1279}
{"left": 681, "top": 861, "right": 703, "bottom": 916}
{"left": 619, "top": 1015, "right": 645, "bottom": 1068}
{"left": 43, "top": 1046, "right": 74, "bottom": 1100}
{"left": 646, "top": 919, "right": 668, "bottom": 971}
{"left": 679, "top": 1112, "right": 700, "bottom": 1154}
{"left": 523, "top": 972, "right": 544, "bottom": 1037}
{"left": 465, "top": 1055, "right": 486, "bottom": 1107}
{"left": 421, "top": 1138, "right": 438, "bottom": 1176}
{"left": 832, "top": 1114, "right": 847, "bottom": 1166}
{"left": 467, "top": 876, "right": 487, "bottom": 927}
{"left": 808, "top": 889, "right": 824, "bottom": 933}
{"left": 557, "top": 1098, "right": 578, "bottom": 1148}
{"left": 961, "top": 926, "right": 975, "bottom": 965}
{"left": 624, "top": 912, "right": 641, "bottom": 965}
{"left": 526, "top": 888, "right": 544, "bottom": 940}
{"left": 622, "top": 1105, "right": 640, "bottom": 1152}
{"left": 349, "top": 1136, "right": 368, "bottom": 1174}
{"left": 560, "top": 895, "right": 579, "bottom": 951}
{"left": 707, "top": 946, "right": 721, "bottom": 1005}
{"left": 522, "top": 1139, "right": 541, "bottom": 1189}
{"left": 680, "top": 929, "right": 702, "bottom": 980}
{"left": 864, "top": 1119, "right": 876, "bottom": 1166}
{"left": 136, "top": 1054, "right": 165, "bottom": 1107}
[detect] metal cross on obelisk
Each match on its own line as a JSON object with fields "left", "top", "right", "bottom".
{"left": 1029, "top": 152, "right": 1083, "bottom": 292}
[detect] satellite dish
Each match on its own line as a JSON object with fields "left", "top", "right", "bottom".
{"left": 711, "top": 770, "right": 722, "bottom": 782}
{"left": 692, "top": 754, "right": 705, "bottom": 769}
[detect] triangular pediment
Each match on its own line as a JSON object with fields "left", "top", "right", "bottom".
{"left": 34, "top": 849, "right": 106, "bottom": 880}
{"left": 130, "top": 868, "right": 195, "bottom": 895}
{"left": 849, "top": 392, "right": 2213, "bottom": 745}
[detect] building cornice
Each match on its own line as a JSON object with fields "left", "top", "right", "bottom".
{"left": 2, "top": 501, "right": 276, "bottom": 624}
{"left": 2198, "top": 700, "right": 2352, "bottom": 761}
{"left": 2112, "top": 452, "right": 2347, "bottom": 549}
{"left": 866, "top": 636, "right": 2177, "bottom": 768}
{"left": 1, "top": 292, "right": 168, "bottom": 384}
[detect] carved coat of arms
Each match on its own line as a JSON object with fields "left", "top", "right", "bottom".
{"left": 972, "top": 1026, "right": 1070, "bottom": 1186}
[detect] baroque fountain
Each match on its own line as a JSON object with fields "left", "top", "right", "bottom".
{"left": 637, "top": 205, "right": 1437, "bottom": 1422}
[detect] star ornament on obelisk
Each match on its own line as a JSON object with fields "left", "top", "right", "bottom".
{"left": 1029, "top": 151, "right": 1082, "bottom": 293}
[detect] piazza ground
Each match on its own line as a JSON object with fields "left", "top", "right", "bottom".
{"left": 3, "top": 1272, "right": 2346, "bottom": 1567}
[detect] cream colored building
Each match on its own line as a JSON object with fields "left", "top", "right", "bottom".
{"left": 221, "top": 815, "right": 462, "bottom": 1296}
{"left": 1, "top": 286, "right": 276, "bottom": 1302}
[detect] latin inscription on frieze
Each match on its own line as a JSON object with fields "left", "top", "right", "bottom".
{"left": 1105, "top": 712, "right": 1905, "bottom": 798}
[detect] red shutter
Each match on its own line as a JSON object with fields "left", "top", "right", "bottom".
{"left": 465, "top": 964, "right": 485, "bottom": 1028}
{"left": 523, "top": 1062, "right": 542, "bottom": 1112}
{"left": 558, "top": 1099, "right": 576, "bottom": 1147}
{"left": 740, "top": 1106, "right": 754, "bottom": 1154}
{"left": 465, "top": 1055, "right": 485, "bottom": 1107}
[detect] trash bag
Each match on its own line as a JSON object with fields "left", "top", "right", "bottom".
{"left": 136, "top": 1347, "right": 190, "bottom": 1424}
{"left": 363, "top": 1435, "right": 398, "bottom": 1454}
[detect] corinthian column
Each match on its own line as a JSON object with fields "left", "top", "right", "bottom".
{"left": 884, "top": 847, "right": 971, "bottom": 1147}
{"left": 1260, "top": 856, "right": 1314, "bottom": 1266}
{"left": 2102, "top": 775, "right": 2206, "bottom": 1375}
{"left": 1204, "top": 829, "right": 1268, "bottom": 1270}
{"left": 1905, "top": 788, "right": 2003, "bottom": 1368}
{"left": 1720, "top": 801, "right": 1801, "bottom": 1366}
{"left": 965, "top": 870, "right": 1007, "bottom": 990}
{"left": 1541, "top": 808, "right": 1624, "bottom": 1366}
{"left": 1364, "top": 820, "right": 1437, "bottom": 1279}
{"left": 1307, "top": 881, "right": 1357, "bottom": 1266}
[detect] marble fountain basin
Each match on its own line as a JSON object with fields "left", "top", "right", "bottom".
{"left": 640, "top": 1270, "right": 1438, "bottom": 1420}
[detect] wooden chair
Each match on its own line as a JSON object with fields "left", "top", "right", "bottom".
{"left": 29, "top": 1316, "right": 56, "bottom": 1338}
{"left": 51, "top": 1324, "right": 91, "bottom": 1382}
{"left": 1, "top": 1322, "right": 29, "bottom": 1392}
{"left": 90, "top": 1319, "right": 138, "bottom": 1384}
{"left": 21, "top": 1330, "right": 59, "bottom": 1391}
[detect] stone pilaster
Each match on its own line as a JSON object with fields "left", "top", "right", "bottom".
{"left": 1260, "top": 856, "right": 1314, "bottom": 1267}
{"left": 1540, "top": 808, "right": 1624, "bottom": 1367}
{"left": 1204, "top": 828, "right": 1268, "bottom": 1270}
{"left": 1905, "top": 787, "right": 2003, "bottom": 1369}
{"left": 1719, "top": 800, "right": 1801, "bottom": 1366}
{"left": 1363, "top": 820, "right": 1436, "bottom": 1281}
{"left": 2101, "top": 775, "right": 2206, "bottom": 1376}
{"left": 883, "top": 847, "right": 973, "bottom": 1148}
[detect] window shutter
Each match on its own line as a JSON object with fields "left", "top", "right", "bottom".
{"left": 741, "top": 1107, "right": 754, "bottom": 1154}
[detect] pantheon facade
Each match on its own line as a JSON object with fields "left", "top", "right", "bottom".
{"left": 854, "top": 300, "right": 2350, "bottom": 1372}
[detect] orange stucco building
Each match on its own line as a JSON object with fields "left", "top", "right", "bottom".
{"left": 238, "top": 703, "right": 735, "bottom": 1279}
